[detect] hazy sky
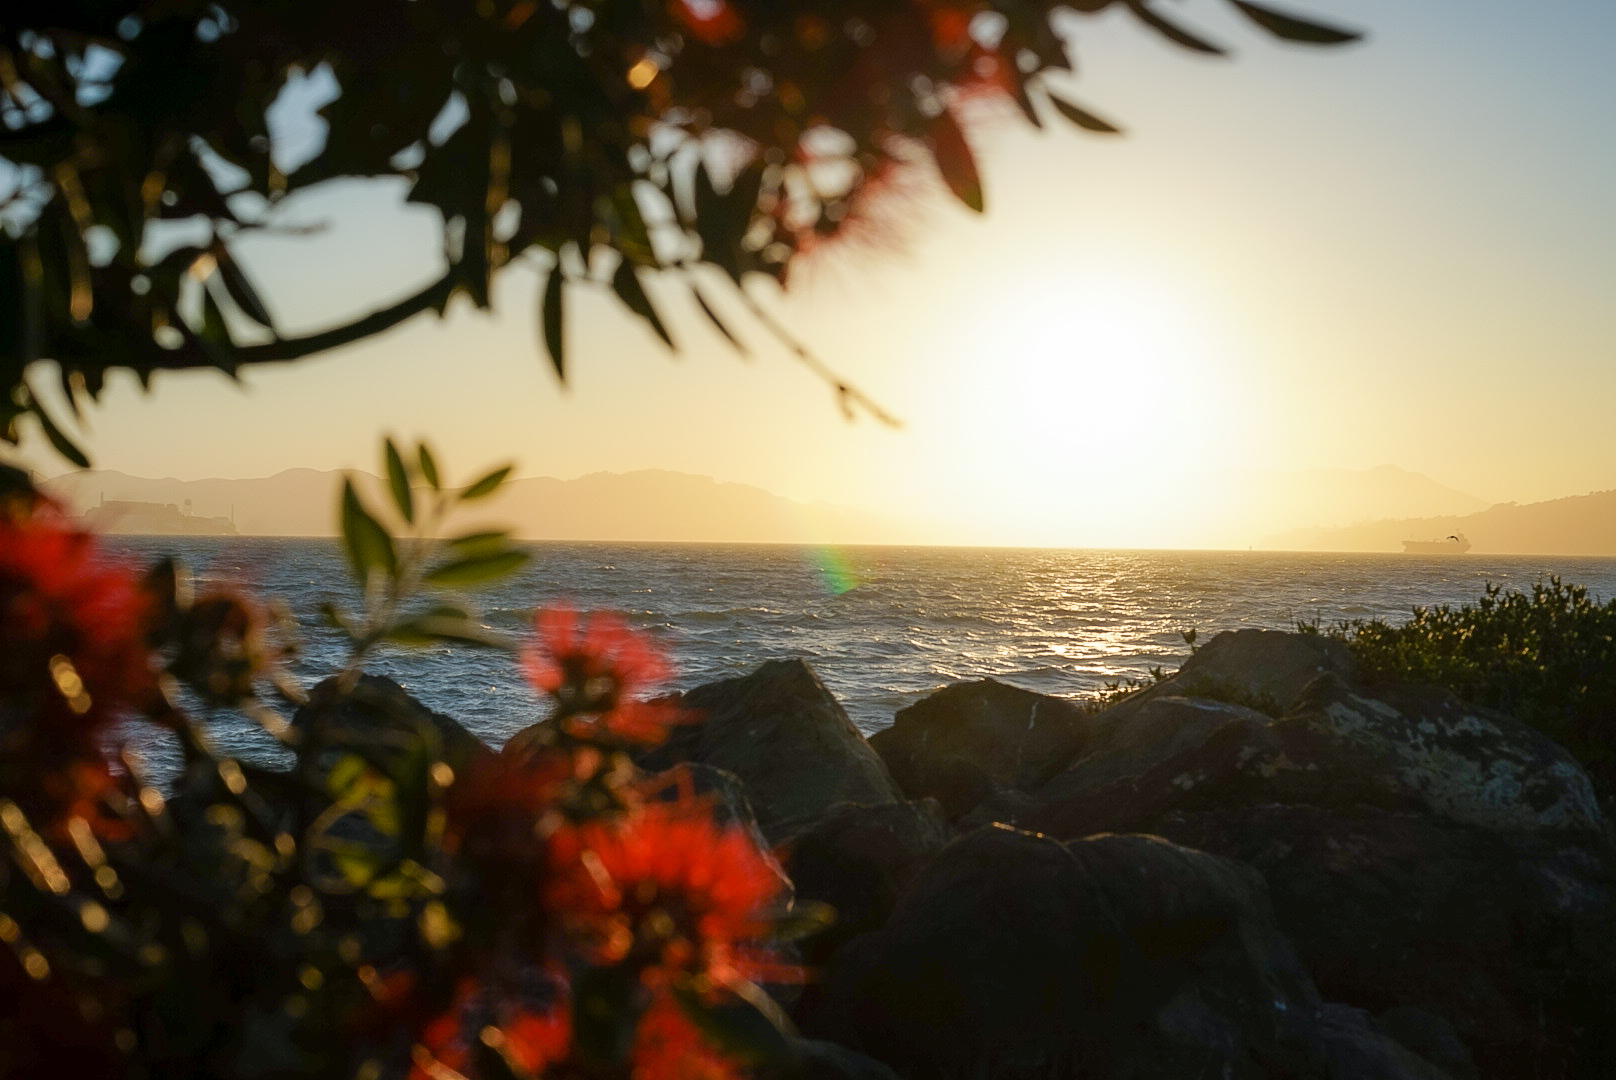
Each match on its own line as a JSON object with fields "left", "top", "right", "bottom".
{"left": 19, "top": 0, "right": 1616, "bottom": 547}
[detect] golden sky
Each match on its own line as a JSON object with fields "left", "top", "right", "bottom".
{"left": 20, "top": 0, "right": 1616, "bottom": 548}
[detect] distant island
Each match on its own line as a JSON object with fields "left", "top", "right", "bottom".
{"left": 78, "top": 495, "right": 237, "bottom": 536}
{"left": 1263, "top": 489, "right": 1616, "bottom": 556}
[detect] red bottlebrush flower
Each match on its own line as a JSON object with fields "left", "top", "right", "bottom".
{"left": 0, "top": 511, "right": 153, "bottom": 736}
{"left": 631, "top": 992, "right": 742, "bottom": 1080}
{"left": 925, "top": 3, "right": 977, "bottom": 55}
{"left": 669, "top": 0, "right": 745, "bottom": 47}
{"left": 522, "top": 607, "right": 681, "bottom": 746}
{"left": 443, "top": 747, "right": 573, "bottom": 859}
{"left": 411, "top": 974, "right": 571, "bottom": 1080}
{"left": 544, "top": 798, "right": 784, "bottom": 981}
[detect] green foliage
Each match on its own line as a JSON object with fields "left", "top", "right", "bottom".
{"left": 1, "top": 0, "right": 1359, "bottom": 462}
{"left": 1321, "top": 578, "right": 1616, "bottom": 802}
{"left": 329, "top": 440, "right": 528, "bottom": 668}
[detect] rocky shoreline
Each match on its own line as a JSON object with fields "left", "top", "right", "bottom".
{"left": 313, "top": 629, "right": 1616, "bottom": 1078}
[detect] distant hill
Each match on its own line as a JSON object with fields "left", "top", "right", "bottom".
{"left": 43, "top": 468, "right": 914, "bottom": 544}
{"left": 1147, "top": 464, "right": 1490, "bottom": 549}
{"left": 1263, "top": 489, "right": 1616, "bottom": 555}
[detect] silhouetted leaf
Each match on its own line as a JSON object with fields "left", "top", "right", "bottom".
{"left": 692, "top": 285, "right": 744, "bottom": 353}
{"left": 341, "top": 477, "right": 397, "bottom": 579}
{"left": 1047, "top": 93, "right": 1123, "bottom": 134}
{"left": 460, "top": 464, "right": 512, "bottom": 501}
{"left": 424, "top": 549, "right": 529, "bottom": 588}
{"left": 385, "top": 610, "right": 509, "bottom": 648}
{"left": 27, "top": 393, "right": 89, "bottom": 468}
{"left": 929, "top": 110, "right": 984, "bottom": 213}
{"left": 541, "top": 265, "right": 564, "bottom": 380}
{"left": 215, "top": 246, "right": 275, "bottom": 329}
{"left": 769, "top": 899, "right": 836, "bottom": 942}
{"left": 1126, "top": 1, "right": 1227, "bottom": 54}
{"left": 612, "top": 260, "right": 673, "bottom": 348}
{"left": 384, "top": 438, "right": 414, "bottom": 524}
{"left": 418, "top": 443, "right": 441, "bottom": 490}
{"left": 1228, "top": 0, "right": 1361, "bottom": 44}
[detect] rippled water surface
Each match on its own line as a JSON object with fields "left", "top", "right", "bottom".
{"left": 107, "top": 538, "right": 1616, "bottom": 768}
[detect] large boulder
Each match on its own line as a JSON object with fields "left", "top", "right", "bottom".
{"left": 639, "top": 660, "right": 902, "bottom": 839}
{"left": 293, "top": 673, "right": 493, "bottom": 776}
{"left": 777, "top": 799, "right": 952, "bottom": 964}
{"left": 1011, "top": 660, "right": 1616, "bottom": 1077}
{"left": 1286, "top": 675, "right": 1603, "bottom": 834}
{"left": 1163, "top": 629, "right": 1357, "bottom": 716}
{"left": 805, "top": 825, "right": 1449, "bottom": 1079}
{"left": 869, "top": 679, "right": 1091, "bottom": 820}
{"left": 1033, "top": 695, "right": 1270, "bottom": 812}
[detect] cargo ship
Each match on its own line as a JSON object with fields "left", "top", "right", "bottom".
{"left": 1402, "top": 533, "right": 1471, "bottom": 554}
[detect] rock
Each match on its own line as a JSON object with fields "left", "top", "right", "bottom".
{"left": 293, "top": 674, "right": 493, "bottom": 775}
{"left": 805, "top": 825, "right": 1449, "bottom": 1079}
{"left": 639, "top": 660, "right": 902, "bottom": 840}
{"left": 1165, "top": 628, "right": 1357, "bottom": 715}
{"left": 767, "top": 1039, "right": 903, "bottom": 1080}
{"left": 1034, "top": 695, "right": 1270, "bottom": 811}
{"left": 1378, "top": 1006, "right": 1478, "bottom": 1080}
{"left": 778, "top": 799, "right": 952, "bottom": 964}
{"left": 1095, "top": 803, "right": 1616, "bottom": 1077}
{"left": 869, "top": 679, "right": 1091, "bottom": 820}
{"left": 1287, "top": 674, "right": 1604, "bottom": 835}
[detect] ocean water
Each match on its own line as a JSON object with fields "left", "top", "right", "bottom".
{"left": 105, "top": 538, "right": 1616, "bottom": 778}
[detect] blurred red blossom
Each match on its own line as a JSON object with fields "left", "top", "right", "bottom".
{"left": 544, "top": 798, "right": 784, "bottom": 981}
{"left": 411, "top": 974, "right": 572, "bottom": 1080}
{"left": 523, "top": 606, "right": 682, "bottom": 746}
{"left": 631, "top": 991, "right": 743, "bottom": 1080}
{"left": 0, "top": 511, "right": 153, "bottom": 736}
{"left": 669, "top": 0, "right": 745, "bottom": 47}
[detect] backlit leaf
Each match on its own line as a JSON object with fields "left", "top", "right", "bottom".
{"left": 341, "top": 477, "right": 397, "bottom": 580}
{"left": 384, "top": 438, "right": 414, "bottom": 524}
{"left": 424, "top": 549, "right": 529, "bottom": 588}
{"left": 460, "top": 464, "right": 512, "bottom": 501}
{"left": 215, "top": 246, "right": 275, "bottom": 329}
{"left": 418, "top": 443, "right": 441, "bottom": 490}
{"left": 1125, "top": 1, "right": 1227, "bottom": 54}
{"left": 692, "top": 285, "right": 744, "bottom": 353}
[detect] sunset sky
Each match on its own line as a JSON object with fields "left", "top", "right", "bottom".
{"left": 19, "top": 0, "right": 1616, "bottom": 548}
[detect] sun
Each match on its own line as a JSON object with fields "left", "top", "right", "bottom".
{"left": 908, "top": 262, "right": 1254, "bottom": 546}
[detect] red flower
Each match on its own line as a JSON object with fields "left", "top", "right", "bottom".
{"left": 0, "top": 511, "right": 153, "bottom": 736}
{"left": 669, "top": 0, "right": 745, "bottom": 47}
{"left": 544, "top": 798, "right": 783, "bottom": 981}
{"left": 1, "top": 511, "right": 152, "bottom": 837}
{"left": 522, "top": 606, "right": 681, "bottom": 746}
{"left": 412, "top": 974, "right": 571, "bottom": 1080}
{"left": 631, "top": 992, "right": 742, "bottom": 1080}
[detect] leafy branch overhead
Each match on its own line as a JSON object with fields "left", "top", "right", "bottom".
{"left": 0, "top": 0, "right": 1358, "bottom": 449}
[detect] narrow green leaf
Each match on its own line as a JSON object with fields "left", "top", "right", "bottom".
{"left": 318, "top": 601, "right": 357, "bottom": 637}
{"left": 446, "top": 530, "right": 511, "bottom": 555}
{"left": 199, "top": 281, "right": 231, "bottom": 344}
{"left": 384, "top": 438, "right": 414, "bottom": 524}
{"left": 1228, "top": 0, "right": 1362, "bottom": 44}
{"left": 769, "top": 900, "right": 837, "bottom": 943}
{"left": 1126, "top": 1, "right": 1227, "bottom": 54}
{"left": 612, "top": 260, "right": 674, "bottom": 348}
{"left": 340, "top": 477, "right": 397, "bottom": 580}
{"left": 1046, "top": 93, "right": 1123, "bottom": 134}
{"left": 424, "top": 549, "right": 529, "bottom": 588}
{"left": 692, "top": 285, "right": 745, "bottom": 353}
{"left": 460, "top": 464, "right": 512, "bottom": 501}
{"left": 418, "top": 443, "right": 441, "bottom": 490}
{"left": 541, "top": 266, "right": 565, "bottom": 380}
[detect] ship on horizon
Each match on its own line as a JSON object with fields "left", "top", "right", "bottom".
{"left": 1402, "top": 532, "right": 1471, "bottom": 554}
